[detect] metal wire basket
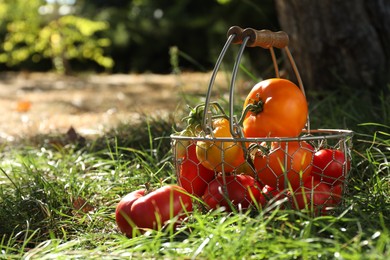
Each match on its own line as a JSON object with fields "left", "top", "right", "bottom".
{"left": 170, "top": 26, "right": 353, "bottom": 214}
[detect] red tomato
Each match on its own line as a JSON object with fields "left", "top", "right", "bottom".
{"left": 311, "top": 149, "right": 350, "bottom": 185}
{"left": 178, "top": 142, "right": 215, "bottom": 197}
{"left": 242, "top": 78, "right": 308, "bottom": 138}
{"left": 115, "top": 189, "right": 145, "bottom": 237}
{"left": 262, "top": 185, "right": 285, "bottom": 202}
{"left": 202, "top": 175, "right": 264, "bottom": 211}
{"left": 329, "top": 183, "right": 343, "bottom": 205}
{"left": 115, "top": 185, "right": 192, "bottom": 237}
{"left": 253, "top": 141, "right": 314, "bottom": 191}
{"left": 290, "top": 177, "right": 333, "bottom": 215}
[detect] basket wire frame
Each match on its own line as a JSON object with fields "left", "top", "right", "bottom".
{"left": 171, "top": 26, "right": 354, "bottom": 213}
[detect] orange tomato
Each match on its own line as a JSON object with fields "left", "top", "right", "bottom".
{"left": 196, "top": 118, "right": 245, "bottom": 173}
{"left": 253, "top": 141, "right": 314, "bottom": 191}
{"left": 242, "top": 78, "right": 308, "bottom": 137}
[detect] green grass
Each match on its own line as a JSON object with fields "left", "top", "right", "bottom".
{"left": 0, "top": 86, "right": 389, "bottom": 259}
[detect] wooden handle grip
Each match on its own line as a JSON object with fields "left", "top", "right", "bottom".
{"left": 242, "top": 28, "right": 289, "bottom": 48}
{"left": 227, "top": 26, "right": 244, "bottom": 44}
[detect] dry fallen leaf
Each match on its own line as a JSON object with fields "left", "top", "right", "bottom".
{"left": 67, "top": 126, "right": 84, "bottom": 143}
{"left": 72, "top": 197, "right": 95, "bottom": 213}
{"left": 16, "top": 100, "right": 32, "bottom": 112}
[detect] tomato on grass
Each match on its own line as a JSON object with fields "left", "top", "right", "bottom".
{"left": 242, "top": 78, "right": 308, "bottom": 138}
{"left": 253, "top": 141, "right": 314, "bottom": 191}
{"left": 115, "top": 185, "right": 193, "bottom": 237}
{"left": 115, "top": 189, "right": 145, "bottom": 237}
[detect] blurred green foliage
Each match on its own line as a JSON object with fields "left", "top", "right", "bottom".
{"left": 35, "top": 15, "right": 113, "bottom": 74}
{"left": 0, "top": 0, "right": 113, "bottom": 74}
{"left": 0, "top": 0, "right": 278, "bottom": 73}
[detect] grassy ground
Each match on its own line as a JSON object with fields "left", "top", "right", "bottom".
{"left": 0, "top": 83, "right": 389, "bottom": 259}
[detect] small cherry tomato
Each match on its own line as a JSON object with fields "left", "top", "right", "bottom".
{"left": 329, "top": 183, "right": 343, "bottom": 205}
{"left": 179, "top": 142, "right": 215, "bottom": 197}
{"left": 262, "top": 185, "right": 285, "bottom": 202}
{"left": 311, "top": 149, "right": 350, "bottom": 185}
{"left": 290, "top": 177, "right": 333, "bottom": 215}
{"left": 202, "top": 174, "right": 264, "bottom": 211}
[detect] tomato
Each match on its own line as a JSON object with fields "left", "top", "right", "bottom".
{"left": 235, "top": 160, "right": 257, "bottom": 178}
{"left": 115, "top": 185, "right": 192, "bottom": 237}
{"left": 115, "top": 189, "right": 145, "bottom": 237}
{"left": 311, "top": 149, "right": 350, "bottom": 185}
{"left": 202, "top": 174, "right": 264, "bottom": 211}
{"left": 262, "top": 185, "right": 285, "bottom": 202}
{"left": 290, "top": 177, "right": 333, "bottom": 215}
{"left": 196, "top": 118, "right": 245, "bottom": 172}
{"left": 253, "top": 141, "right": 314, "bottom": 191}
{"left": 175, "top": 136, "right": 191, "bottom": 160}
{"left": 329, "top": 183, "right": 343, "bottom": 205}
{"left": 175, "top": 127, "right": 202, "bottom": 159}
{"left": 242, "top": 78, "right": 308, "bottom": 138}
{"left": 178, "top": 142, "right": 215, "bottom": 197}
{"left": 174, "top": 104, "right": 205, "bottom": 159}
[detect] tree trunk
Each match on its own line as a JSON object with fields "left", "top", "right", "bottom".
{"left": 275, "top": 0, "right": 390, "bottom": 95}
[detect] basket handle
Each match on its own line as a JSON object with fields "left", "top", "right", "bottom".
{"left": 243, "top": 28, "right": 289, "bottom": 49}
{"left": 203, "top": 26, "right": 309, "bottom": 137}
{"left": 227, "top": 27, "right": 289, "bottom": 49}
{"left": 226, "top": 26, "right": 244, "bottom": 44}
{"left": 227, "top": 27, "right": 290, "bottom": 79}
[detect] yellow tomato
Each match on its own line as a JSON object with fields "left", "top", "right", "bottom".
{"left": 235, "top": 160, "right": 256, "bottom": 177}
{"left": 196, "top": 118, "right": 245, "bottom": 173}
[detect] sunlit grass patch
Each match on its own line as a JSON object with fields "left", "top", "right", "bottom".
{"left": 0, "top": 92, "right": 389, "bottom": 259}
